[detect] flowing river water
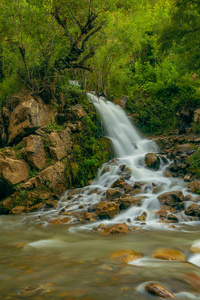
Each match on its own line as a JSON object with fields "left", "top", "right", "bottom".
{"left": 0, "top": 94, "right": 200, "bottom": 299}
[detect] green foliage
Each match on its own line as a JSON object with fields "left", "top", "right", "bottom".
{"left": 188, "top": 147, "right": 200, "bottom": 178}
{"left": 45, "top": 123, "right": 64, "bottom": 133}
{"left": 29, "top": 168, "right": 40, "bottom": 179}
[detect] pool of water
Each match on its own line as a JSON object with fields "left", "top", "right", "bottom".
{"left": 1, "top": 215, "right": 200, "bottom": 300}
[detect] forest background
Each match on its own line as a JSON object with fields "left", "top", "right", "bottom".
{"left": 0, "top": 0, "right": 200, "bottom": 135}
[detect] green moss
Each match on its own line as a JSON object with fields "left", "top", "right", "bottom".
{"left": 188, "top": 147, "right": 200, "bottom": 177}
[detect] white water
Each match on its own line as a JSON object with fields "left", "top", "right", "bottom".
{"left": 37, "top": 92, "right": 198, "bottom": 231}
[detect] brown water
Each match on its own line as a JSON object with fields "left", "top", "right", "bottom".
{"left": 1, "top": 215, "right": 200, "bottom": 300}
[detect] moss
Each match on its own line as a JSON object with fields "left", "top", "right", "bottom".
{"left": 187, "top": 147, "right": 200, "bottom": 177}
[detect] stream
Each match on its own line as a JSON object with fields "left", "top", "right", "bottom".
{"left": 0, "top": 94, "right": 200, "bottom": 299}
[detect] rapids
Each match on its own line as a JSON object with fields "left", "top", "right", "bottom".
{"left": 1, "top": 93, "right": 200, "bottom": 299}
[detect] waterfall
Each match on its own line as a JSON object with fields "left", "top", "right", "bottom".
{"left": 34, "top": 93, "right": 197, "bottom": 230}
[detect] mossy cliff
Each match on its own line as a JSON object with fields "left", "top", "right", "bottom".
{"left": 0, "top": 86, "right": 112, "bottom": 214}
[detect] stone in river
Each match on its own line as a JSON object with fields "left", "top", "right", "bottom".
{"left": 110, "top": 249, "right": 143, "bottom": 264}
{"left": 183, "top": 273, "right": 200, "bottom": 290}
{"left": 145, "top": 283, "right": 175, "bottom": 298}
{"left": 96, "top": 201, "right": 120, "bottom": 219}
{"left": 151, "top": 248, "right": 186, "bottom": 261}
{"left": 103, "top": 222, "right": 129, "bottom": 234}
{"left": 19, "top": 286, "right": 43, "bottom": 297}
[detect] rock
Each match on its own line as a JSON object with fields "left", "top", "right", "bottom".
{"left": 21, "top": 135, "right": 46, "bottom": 169}
{"left": 176, "top": 144, "right": 193, "bottom": 153}
{"left": 51, "top": 217, "right": 71, "bottom": 224}
{"left": 103, "top": 222, "right": 129, "bottom": 234}
{"left": 145, "top": 283, "right": 175, "bottom": 298}
{"left": 151, "top": 248, "right": 186, "bottom": 261}
{"left": 136, "top": 211, "right": 147, "bottom": 222}
{"left": 154, "top": 209, "right": 168, "bottom": 218}
{"left": 96, "top": 202, "right": 120, "bottom": 219}
{"left": 110, "top": 177, "right": 125, "bottom": 189}
{"left": 117, "top": 196, "right": 142, "bottom": 210}
{"left": 19, "top": 286, "right": 43, "bottom": 297}
{"left": 8, "top": 97, "right": 53, "bottom": 144}
{"left": 39, "top": 161, "right": 67, "bottom": 194}
{"left": 48, "top": 130, "right": 72, "bottom": 161}
{"left": 110, "top": 249, "right": 142, "bottom": 263}
{"left": 167, "top": 214, "right": 179, "bottom": 223}
{"left": 184, "top": 194, "right": 195, "bottom": 202}
{"left": 163, "top": 171, "right": 173, "bottom": 178}
{"left": 68, "top": 104, "right": 87, "bottom": 120}
{"left": 184, "top": 175, "right": 191, "bottom": 182}
{"left": 83, "top": 211, "right": 97, "bottom": 221}
{"left": 0, "top": 157, "right": 29, "bottom": 199}
{"left": 188, "top": 181, "right": 200, "bottom": 194}
{"left": 11, "top": 206, "right": 26, "bottom": 215}
{"left": 157, "top": 191, "right": 184, "bottom": 207}
{"left": 145, "top": 153, "right": 160, "bottom": 170}
{"left": 185, "top": 203, "right": 200, "bottom": 217}
{"left": 194, "top": 109, "right": 200, "bottom": 123}
{"left": 106, "top": 188, "right": 123, "bottom": 201}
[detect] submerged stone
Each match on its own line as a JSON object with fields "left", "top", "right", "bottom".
{"left": 110, "top": 249, "right": 142, "bottom": 264}
{"left": 151, "top": 248, "right": 186, "bottom": 261}
{"left": 103, "top": 222, "right": 129, "bottom": 234}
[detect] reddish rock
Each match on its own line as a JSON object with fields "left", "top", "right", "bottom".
{"left": 185, "top": 203, "right": 200, "bottom": 217}
{"left": 136, "top": 211, "right": 147, "bottom": 222}
{"left": 145, "top": 153, "right": 160, "bottom": 170}
{"left": 96, "top": 202, "right": 120, "bottom": 219}
{"left": 51, "top": 217, "right": 71, "bottom": 224}
{"left": 110, "top": 177, "right": 125, "bottom": 189}
{"left": 106, "top": 188, "right": 123, "bottom": 201}
{"left": 188, "top": 181, "right": 200, "bottom": 194}
{"left": 11, "top": 206, "right": 26, "bottom": 215}
{"left": 157, "top": 191, "right": 184, "bottom": 206}
{"left": 83, "top": 211, "right": 97, "bottom": 221}
{"left": 117, "top": 196, "right": 142, "bottom": 210}
{"left": 151, "top": 248, "right": 186, "bottom": 261}
{"left": 104, "top": 222, "right": 129, "bottom": 234}
{"left": 110, "top": 249, "right": 142, "bottom": 263}
{"left": 145, "top": 283, "right": 175, "bottom": 298}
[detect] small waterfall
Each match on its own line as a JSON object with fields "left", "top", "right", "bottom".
{"left": 33, "top": 93, "right": 198, "bottom": 229}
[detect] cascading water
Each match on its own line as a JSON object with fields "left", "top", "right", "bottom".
{"left": 41, "top": 92, "right": 198, "bottom": 231}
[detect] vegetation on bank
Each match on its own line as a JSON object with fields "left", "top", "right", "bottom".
{"left": 0, "top": 0, "right": 200, "bottom": 135}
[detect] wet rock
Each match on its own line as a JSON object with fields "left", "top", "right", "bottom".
{"left": 145, "top": 153, "right": 160, "bottom": 170}
{"left": 157, "top": 191, "right": 184, "bottom": 207}
{"left": 154, "top": 209, "right": 168, "bottom": 218}
{"left": 184, "top": 175, "right": 191, "bottom": 182}
{"left": 184, "top": 194, "right": 195, "bottom": 202}
{"left": 96, "top": 202, "right": 120, "bottom": 219}
{"left": 11, "top": 206, "right": 27, "bottom": 215}
{"left": 51, "top": 217, "right": 71, "bottom": 224}
{"left": 167, "top": 214, "right": 179, "bottom": 223}
{"left": 87, "top": 188, "right": 99, "bottom": 195}
{"left": 110, "top": 249, "right": 142, "bottom": 263}
{"left": 151, "top": 248, "right": 186, "bottom": 261}
{"left": 21, "top": 135, "right": 46, "bottom": 169}
{"left": 110, "top": 177, "right": 125, "bottom": 189}
{"left": 185, "top": 203, "right": 200, "bottom": 217}
{"left": 136, "top": 211, "right": 147, "bottom": 222}
{"left": 188, "top": 181, "right": 200, "bottom": 194}
{"left": 8, "top": 97, "right": 53, "bottom": 144}
{"left": 19, "top": 286, "right": 43, "bottom": 297}
{"left": 163, "top": 171, "right": 173, "bottom": 178}
{"left": 176, "top": 143, "right": 193, "bottom": 153}
{"left": 103, "top": 222, "right": 129, "bottom": 234}
{"left": 117, "top": 196, "right": 142, "bottom": 210}
{"left": 106, "top": 188, "right": 123, "bottom": 201}
{"left": 145, "top": 283, "right": 175, "bottom": 298}
{"left": 83, "top": 211, "right": 97, "bottom": 221}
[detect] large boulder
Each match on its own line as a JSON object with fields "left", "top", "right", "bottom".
{"left": 157, "top": 191, "right": 184, "bottom": 207}
{"left": 67, "top": 104, "right": 87, "bottom": 120}
{"left": 145, "top": 153, "right": 160, "bottom": 170}
{"left": 96, "top": 201, "right": 120, "bottom": 219}
{"left": 151, "top": 248, "right": 186, "bottom": 261}
{"left": 117, "top": 196, "right": 142, "bottom": 210}
{"left": 185, "top": 204, "right": 200, "bottom": 217}
{"left": 0, "top": 157, "right": 29, "bottom": 199}
{"left": 38, "top": 161, "right": 67, "bottom": 194}
{"left": 103, "top": 222, "right": 129, "bottom": 234}
{"left": 21, "top": 135, "right": 46, "bottom": 169}
{"left": 48, "top": 130, "right": 72, "bottom": 161}
{"left": 8, "top": 97, "right": 54, "bottom": 144}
